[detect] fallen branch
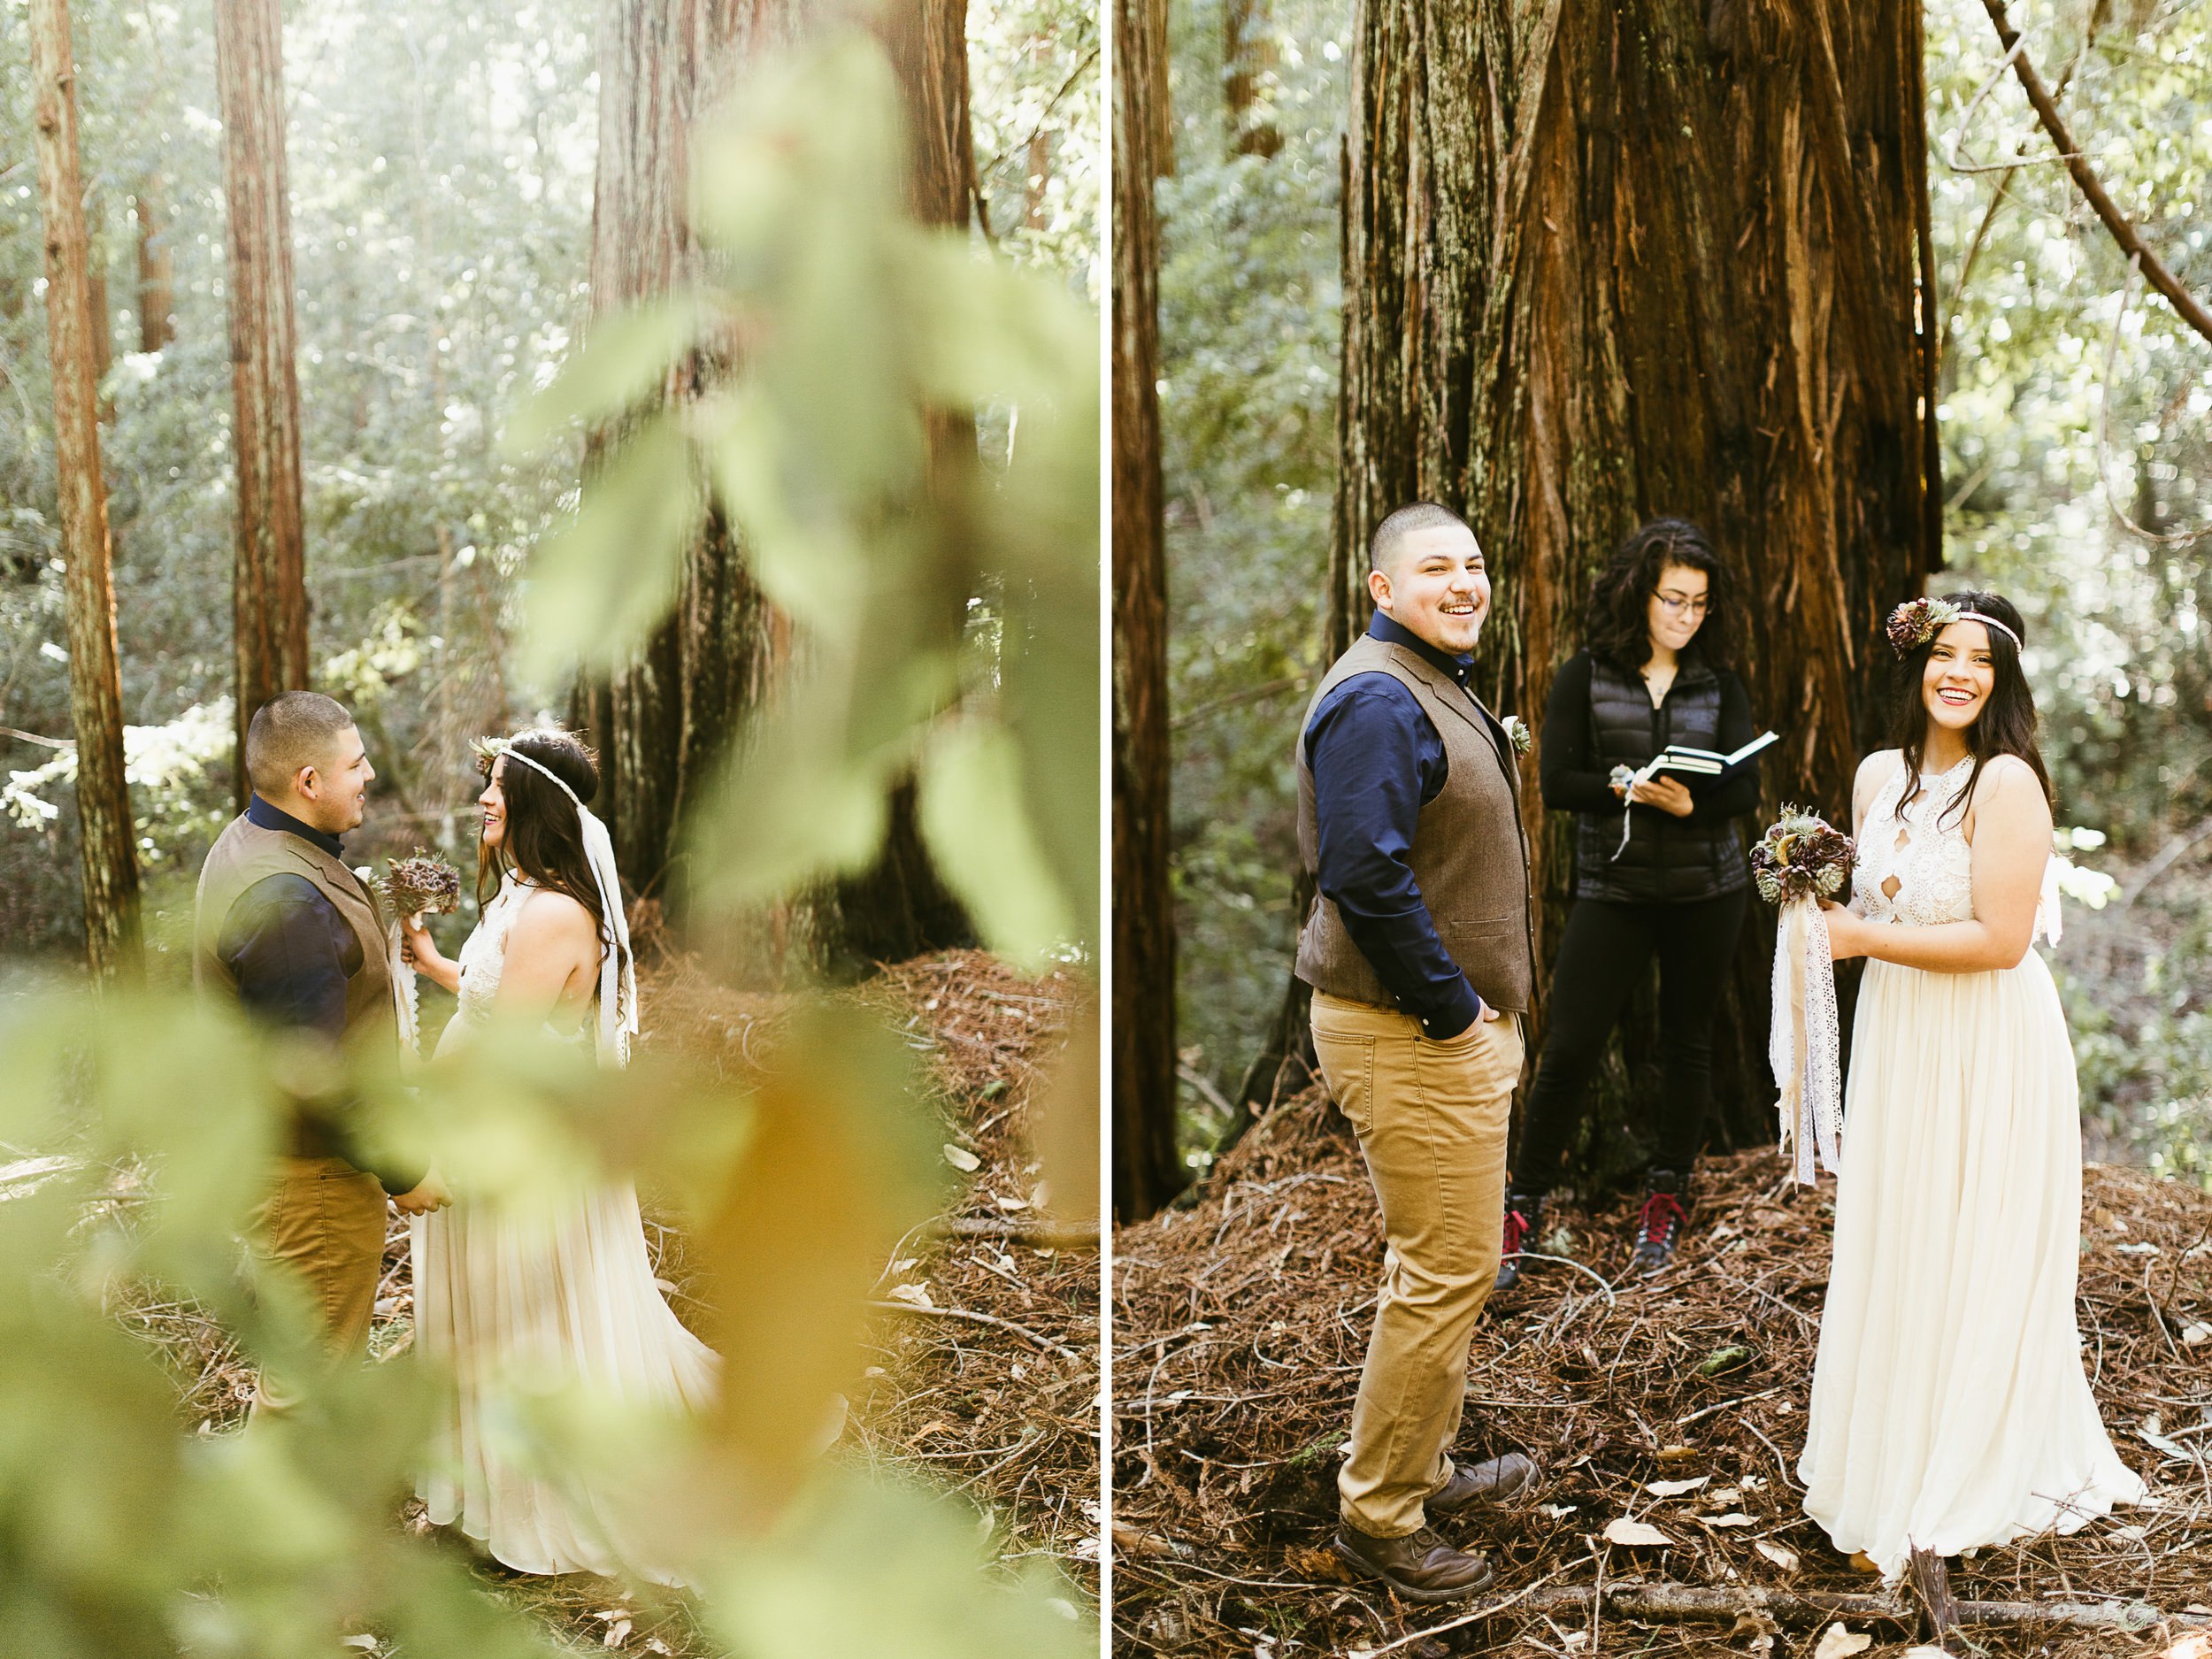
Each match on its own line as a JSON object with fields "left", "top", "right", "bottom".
{"left": 936, "top": 1215, "right": 1100, "bottom": 1248}
{"left": 866, "top": 1299, "right": 1083, "bottom": 1362}
{"left": 1978, "top": 0, "right": 2212, "bottom": 346}
{"left": 1390, "top": 1580, "right": 2212, "bottom": 1634}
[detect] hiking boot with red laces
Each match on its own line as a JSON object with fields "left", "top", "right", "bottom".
{"left": 1493, "top": 1190, "right": 1544, "bottom": 1294}
{"left": 1629, "top": 1170, "right": 1690, "bottom": 1276}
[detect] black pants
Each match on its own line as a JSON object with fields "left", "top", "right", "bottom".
{"left": 1512, "top": 888, "right": 1749, "bottom": 1194}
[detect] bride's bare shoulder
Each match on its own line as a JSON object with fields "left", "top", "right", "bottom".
{"left": 510, "top": 887, "right": 599, "bottom": 949}
{"left": 1852, "top": 749, "right": 1903, "bottom": 807}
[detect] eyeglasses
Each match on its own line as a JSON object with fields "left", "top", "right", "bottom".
{"left": 1654, "top": 593, "right": 1709, "bottom": 618}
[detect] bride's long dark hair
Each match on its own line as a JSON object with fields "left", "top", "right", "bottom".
{"left": 474, "top": 725, "right": 629, "bottom": 990}
{"left": 1886, "top": 589, "right": 2054, "bottom": 828}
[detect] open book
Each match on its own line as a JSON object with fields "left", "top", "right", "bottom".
{"left": 1643, "top": 730, "right": 1778, "bottom": 793}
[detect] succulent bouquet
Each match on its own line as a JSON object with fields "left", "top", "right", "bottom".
{"left": 1749, "top": 806, "right": 1855, "bottom": 906}
{"left": 376, "top": 850, "right": 460, "bottom": 1064}
{"left": 377, "top": 850, "right": 462, "bottom": 921}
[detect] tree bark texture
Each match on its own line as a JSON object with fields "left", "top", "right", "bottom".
{"left": 216, "top": 0, "right": 311, "bottom": 812}
{"left": 579, "top": 0, "right": 807, "bottom": 906}
{"left": 1112, "top": 0, "right": 1186, "bottom": 1222}
{"left": 1333, "top": 0, "right": 1935, "bottom": 1179}
{"left": 1223, "top": 0, "right": 1283, "bottom": 159}
{"left": 30, "top": 0, "right": 143, "bottom": 980}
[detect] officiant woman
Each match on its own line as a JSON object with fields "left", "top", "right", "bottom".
{"left": 1497, "top": 518, "right": 1760, "bottom": 1288}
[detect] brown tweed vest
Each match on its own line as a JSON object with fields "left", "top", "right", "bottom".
{"left": 1294, "top": 633, "right": 1537, "bottom": 1013}
{"left": 194, "top": 814, "right": 399, "bottom": 1153}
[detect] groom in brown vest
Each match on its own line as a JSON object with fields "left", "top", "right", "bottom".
{"left": 195, "top": 691, "right": 448, "bottom": 1405}
{"left": 1296, "top": 503, "right": 1539, "bottom": 1601}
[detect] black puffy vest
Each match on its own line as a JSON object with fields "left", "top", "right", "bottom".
{"left": 1572, "top": 655, "right": 1748, "bottom": 903}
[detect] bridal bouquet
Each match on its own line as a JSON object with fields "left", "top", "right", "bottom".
{"left": 377, "top": 850, "right": 462, "bottom": 921}
{"left": 377, "top": 849, "right": 461, "bottom": 1063}
{"left": 1752, "top": 807, "right": 1855, "bottom": 1185}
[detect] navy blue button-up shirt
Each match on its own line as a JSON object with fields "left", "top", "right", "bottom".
{"left": 1305, "top": 612, "right": 1509, "bottom": 1041}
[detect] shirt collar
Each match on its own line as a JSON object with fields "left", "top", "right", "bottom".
{"left": 247, "top": 793, "right": 345, "bottom": 860}
{"left": 1369, "top": 611, "right": 1475, "bottom": 687}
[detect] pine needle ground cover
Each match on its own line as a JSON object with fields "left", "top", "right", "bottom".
{"left": 1112, "top": 1089, "right": 2212, "bottom": 1659}
{"left": 96, "top": 949, "right": 1098, "bottom": 1657}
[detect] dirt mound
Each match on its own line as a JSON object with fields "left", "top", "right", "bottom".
{"left": 1112, "top": 1086, "right": 2212, "bottom": 1659}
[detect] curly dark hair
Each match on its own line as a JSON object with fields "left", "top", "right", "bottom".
{"left": 1885, "top": 590, "right": 2054, "bottom": 828}
{"left": 473, "top": 725, "right": 629, "bottom": 992}
{"left": 1581, "top": 518, "right": 1736, "bottom": 673}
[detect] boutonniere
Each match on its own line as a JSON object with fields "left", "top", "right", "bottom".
{"left": 1502, "top": 716, "right": 1532, "bottom": 757}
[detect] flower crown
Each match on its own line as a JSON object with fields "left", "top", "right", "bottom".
{"left": 1886, "top": 597, "right": 2022, "bottom": 657}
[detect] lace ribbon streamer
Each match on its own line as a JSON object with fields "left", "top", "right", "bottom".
{"left": 1770, "top": 898, "right": 1842, "bottom": 1185}
{"left": 388, "top": 922, "right": 423, "bottom": 1071}
{"left": 490, "top": 746, "right": 640, "bottom": 1068}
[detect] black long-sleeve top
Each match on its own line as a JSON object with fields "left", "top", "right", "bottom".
{"left": 1303, "top": 613, "right": 1494, "bottom": 1041}
{"left": 1538, "top": 653, "right": 1762, "bottom": 823}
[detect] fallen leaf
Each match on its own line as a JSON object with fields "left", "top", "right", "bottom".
{"left": 909, "top": 1419, "right": 953, "bottom": 1440}
{"left": 603, "top": 1620, "right": 631, "bottom": 1648}
{"left": 995, "top": 1194, "right": 1030, "bottom": 1210}
{"left": 2182, "top": 1323, "right": 2211, "bottom": 1347}
{"left": 1811, "top": 1624, "right": 1872, "bottom": 1659}
{"left": 1654, "top": 1443, "right": 1699, "bottom": 1463}
{"left": 1285, "top": 1543, "right": 1356, "bottom": 1583}
{"left": 1602, "top": 1518, "right": 1671, "bottom": 1547}
{"left": 2092, "top": 1207, "right": 2116, "bottom": 1229}
{"left": 1697, "top": 1346, "right": 1753, "bottom": 1377}
{"left": 942, "top": 1143, "right": 981, "bottom": 1172}
{"left": 1540, "top": 1503, "right": 1578, "bottom": 1519}
{"left": 1847, "top": 1551, "right": 1881, "bottom": 1575}
{"left": 2110, "top": 1523, "right": 2148, "bottom": 1541}
{"left": 1902, "top": 1649, "right": 1955, "bottom": 1658}
{"left": 1645, "top": 1476, "right": 1710, "bottom": 1497}
{"left": 341, "top": 1642, "right": 377, "bottom": 1654}
{"left": 2157, "top": 1636, "right": 2212, "bottom": 1659}
{"left": 2142, "top": 1415, "right": 2191, "bottom": 1459}
{"left": 1704, "top": 1512, "right": 1755, "bottom": 1528}
{"left": 1754, "top": 1540, "right": 1799, "bottom": 1571}
{"left": 2117, "top": 1240, "right": 2162, "bottom": 1256}
{"left": 884, "top": 1282, "right": 935, "bottom": 1309}
{"left": 1709, "top": 1486, "right": 1742, "bottom": 1502}
{"left": 646, "top": 1644, "right": 672, "bottom": 1656}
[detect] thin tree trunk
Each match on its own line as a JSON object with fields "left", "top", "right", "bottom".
{"left": 133, "top": 176, "right": 175, "bottom": 351}
{"left": 1112, "top": 0, "right": 1185, "bottom": 1222}
{"left": 1323, "top": 0, "right": 1932, "bottom": 1187}
{"left": 216, "top": 0, "right": 311, "bottom": 810}
{"left": 1222, "top": 0, "right": 1281, "bottom": 159}
{"left": 30, "top": 0, "right": 142, "bottom": 981}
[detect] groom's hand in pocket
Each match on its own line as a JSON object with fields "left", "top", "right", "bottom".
{"left": 392, "top": 1167, "right": 451, "bottom": 1215}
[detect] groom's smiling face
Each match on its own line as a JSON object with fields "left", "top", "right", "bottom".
{"left": 1371, "top": 524, "right": 1491, "bottom": 657}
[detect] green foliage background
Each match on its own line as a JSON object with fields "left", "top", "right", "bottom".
{"left": 1160, "top": 0, "right": 2212, "bottom": 1182}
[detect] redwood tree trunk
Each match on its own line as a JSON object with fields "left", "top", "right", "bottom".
{"left": 580, "top": 0, "right": 804, "bottom": 906}
{"left": 1333, "top": 0, "right": 1935, "bottom": 1186}
{"left": 808, "top": 0, "right": 980, "bottom": 977}
{"left": 216, "top": 0, "right": 311, "bottom": 810}
{"left": 1112, "top": 0, "right": 1185, "bottom": 1221}
{"left": 31, "top": 0, "right": 142, "bottom": 980}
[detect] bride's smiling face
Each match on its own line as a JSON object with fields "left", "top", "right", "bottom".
{"left": 1922, "top": 621, "right": 1998, "bottom": 735}
{"left": 479, "top": 758, "right": 509, "bottom": 849}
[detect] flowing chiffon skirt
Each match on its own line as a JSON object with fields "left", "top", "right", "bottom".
{"left": 411, "top": 1180, "right": 719, "bottom": 1578}
{"left": 1799, "top": 950, "right": 2143, "bottom": 1577}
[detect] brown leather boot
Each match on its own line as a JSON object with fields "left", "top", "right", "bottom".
{"left": 1428, "top": 1451, "right": 1539, "bottom": 1514}
{"left": 1331, "top": 1524, "right": 1496, "bottom": 1603}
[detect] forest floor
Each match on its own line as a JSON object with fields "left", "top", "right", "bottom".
{"left": 120, "top": 948, "right": 1100, "bottom": 1655}
{"left": 1112, "top": 1086, "right": 2212, "bottom": 1659}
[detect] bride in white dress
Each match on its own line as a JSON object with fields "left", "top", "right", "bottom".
{"left": 1801, "top": 594, "right": 2142, "bottom": 1608}
{"left": 400, "top": 727, "right": 718, "bottom": 1578}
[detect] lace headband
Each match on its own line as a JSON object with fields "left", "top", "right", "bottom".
{"left": 484, "top": 741, "right": 639, "bottom": 1067}
{"left": 1886, "top": 597, "right": 2022, "bottom": 657}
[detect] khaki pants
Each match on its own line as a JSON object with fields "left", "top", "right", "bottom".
{"left": 1310, "top": 991, "right": 1525, "bottom": 1539}
{"left": 251, "top": 1155, "right": 389, "bottom": 1413}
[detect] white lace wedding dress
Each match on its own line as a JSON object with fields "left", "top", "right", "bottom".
{"left": 411, "top": 873, "right": 718, "bottom": 1578}
{"left": 1799, "top": 754, "right": 2142, "bottom": 1576}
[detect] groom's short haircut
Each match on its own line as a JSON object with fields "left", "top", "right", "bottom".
{"left": 245, "top": 691, "right": 356, "bottom": 799}
{"left": 1370, "top": 502, "right": 1475, "bottom": 573}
